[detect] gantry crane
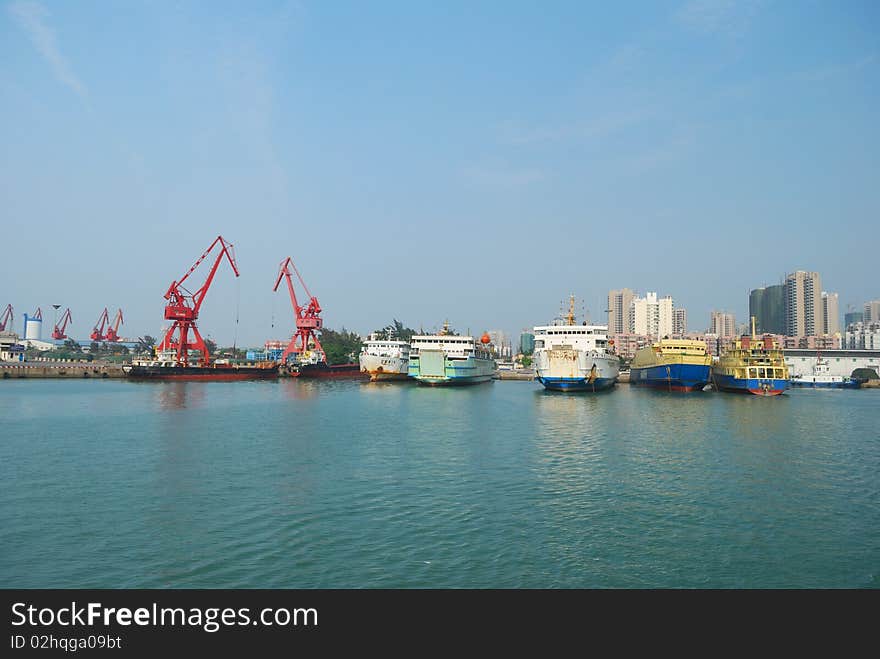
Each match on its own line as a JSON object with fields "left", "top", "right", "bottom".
{"left": 106, "top": 309, "right": 124, "bottom": 342}
{"left": 91, "top": 308, "right": 110, "bottom": 341}
{"left": 273, "top": 256, "right": 324, "bottom": 365}
{"left": 52, "top": 308, "right": 73, "bottom": 340}
{"left": 158, "top": 236, "right": 239, "bottom": 366}
{"left": 0, "top": 304, "right": 12, "bottom": 331}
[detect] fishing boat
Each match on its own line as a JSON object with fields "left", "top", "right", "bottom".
{"left": 124, "top": 350, "right": 279, "bottom": 381}
{"left": 711, "top": 318, "right": 789, "bottom": 396}
{"left": 630, "top": 338, "right": 713, "bottom": 392}
{"left": 408, "top": 322, "right": 495, "bottom": 385}
{"left": 533, "top": 296, "right": 618, "bottom": 392}
{"left": 790, "top": 353, "right": 861, "bottom": 389}
{"left": 359, "top": 335, "right": 410, "bottom": 381}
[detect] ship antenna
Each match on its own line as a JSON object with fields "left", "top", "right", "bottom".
{"left": 567, "top": 294, "right": 575, "bottom": 326}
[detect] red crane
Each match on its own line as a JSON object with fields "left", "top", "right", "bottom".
{"left": 33, "top": 307, "right": 42, "bottom": 320}
{"left": 106, "top": 309, "right": 124, "bottom": 342}
{"left": 91, "top": 308, "right": 110, "bottom": 341}
{"left": 52, "top": 308, "right": 73, "bottom": 340}
{"left": 158, "top": 236, "right": 239, "bottom": 367}
{"left": 0, "top": 304, "right": 12, "bottom": 331}
{"left": 273, "top": 256, "right": 324, "bottom": 365}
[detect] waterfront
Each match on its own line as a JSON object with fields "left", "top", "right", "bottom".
{"left": 1, "top": 379, "right": 877, "bottom": 588}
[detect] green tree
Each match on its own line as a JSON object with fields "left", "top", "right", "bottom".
{"left": 521, "top": 356, "right": 533, "bottom": 368}
{"left": 320, "top": 327, "right": 363, "bottom": 365}
{"left": 372, "top": 319, "right": 417, "bottom": 341}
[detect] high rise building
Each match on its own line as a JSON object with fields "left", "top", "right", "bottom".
{"left": 709, "top": 311, "right": 736, "bottom": 338}
{"left": 821, "top": 292, "right": 839, "bottom": 335}
{"left": 865, "top": 300, "right": 880, "bottom": 323}
{"left": 519, "top": 331, "right": 534, "bottom": 356}
{"left": 630, "top": 292, "right": 674, "bottom": 340}
{"left": 784, "top": 270, "right": 823, "bottom": 337}
{"left": 844, "top": 310, "right": 864, "bottom": 329}
{"left": 672, "top": 308, "right": 687, "bottom": 335}
{"left": 607, "top": 288, "right": 635, "bottom": 335}
{"left": 749, "top": 284, "right": 785, "bottom": 334}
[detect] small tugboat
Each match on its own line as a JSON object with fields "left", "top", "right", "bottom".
{"left": 711, "top": 317, "right": 789, "bottom": 396}
{"left": 790, "top": 353, "right": 861, "bottom": 389}
{"left": 532, "top": 295, "right": 618, "bottom": 392}
{"left": 408, "top": 321, "right": 496, "bottom": 385}
{"left": 630, "top": 338, "right": 713, "bottom": 392}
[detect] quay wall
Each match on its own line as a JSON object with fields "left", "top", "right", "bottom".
{"left": 1, "top": 359, "right": 126, "bottom": 379}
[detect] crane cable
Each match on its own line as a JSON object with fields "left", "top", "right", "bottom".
{"left": 233, "top": 277, "right": 240, "bottom": 354}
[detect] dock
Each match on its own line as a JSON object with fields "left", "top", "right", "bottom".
{"left": 0, "top": 358, "right": 126, "bottom": 379}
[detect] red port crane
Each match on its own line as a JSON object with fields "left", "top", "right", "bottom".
{"left": 0, "top": 304, "right": 12, "bottom": 331}
{"left": 106, "top": 309, "right": 124, "bottom": 342}
{"left": 91, "top": 308, "right": 110, "bottom": 341}
{"left": 158, "top": 236, "right": 239, "bottom": 366}
{"left": 52, "top": 308, "right": 73, "bottom": 340}
{"left": 273, "top": 256, "right": 323, "bottom": 365}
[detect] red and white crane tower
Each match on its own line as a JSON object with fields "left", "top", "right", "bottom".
{"left": 0, "top": 304, "right": 12, "bottom": 331}
{"left": 158, "top": 236, "right": 239, "bottom": 367}
{"left": 91, "top": 308, "right": 110, "bottom": 341}
{"left": 272, "top": 256, "right": 323, "bottom": 365}
{"left": 106, "top": 309, "right": 124, "bottom": 342}
{"left": 52, "top": 308, "right": 73, "bottom": 340}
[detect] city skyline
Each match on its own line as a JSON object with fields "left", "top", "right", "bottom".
{"left": 2, "top": 1, "right": 878, "bottom": 346}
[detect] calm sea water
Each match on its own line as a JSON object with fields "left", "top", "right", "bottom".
{"left": 1, "top": 378, "right": 877, "bottom": 588}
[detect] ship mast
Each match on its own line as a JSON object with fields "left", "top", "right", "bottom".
{"left": 566, "top": 294, "right": 575, "bottom": 326}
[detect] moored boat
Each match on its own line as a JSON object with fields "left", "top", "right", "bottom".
{"left": 630, "top": 339, "right": 712, "bottom": 392}
{"left": 359, "top": 336, "right": 410, "bottom": 381}
{"left": 408, "top": 322, "right": 496, "bottom": 385}
{"left": 533, "top": 296, "right": 618, "bottom": 392}
{"left": 124, "top": 352, "right": 279, "bottom": 381}
{"left": 790, "top": 354, "right": 861, "bottom": 389}
{"left": 711, "top": 318, "right": 789, "bottom": 396}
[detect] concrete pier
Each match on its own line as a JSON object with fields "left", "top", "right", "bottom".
{"left": 0, "top": 359, "right": 126, "bottom": 379}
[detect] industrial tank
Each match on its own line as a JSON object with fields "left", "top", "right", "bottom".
{"left": 24, "top": 315, "right": 42, "bottom": 341}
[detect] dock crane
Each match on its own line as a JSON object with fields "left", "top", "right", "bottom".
{"left": 0, "top": 304, "right": 12, "bottom": 331}
{"left": 91, "top": 308, "right": 110, "bottom": 341}
{"left": 52, "top": 308, "right": 73, "bottom": 340}
{"left": 106, "top": 309, "right": 124, "bottom": 342}
{"left": 273, "top": 256, "right": 324, "bottom": 365}
{"left": 158, "top": 236, "right": 239, "bottom": 367}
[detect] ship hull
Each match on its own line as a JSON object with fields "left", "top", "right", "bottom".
{"left": 124, "top": 364, "right": 279, "bottom": 381}
{"left": 711, "top": 372, "right": 788, "bottom": 396}
{"left": 790, "top": 379, "right": 860, "bottom": 389}
{"left": 287, "top": 362, "right": 369, "bottom": 379}
{"left": 537, "top": 376, "right": 616, "bottom": 392}
{"left": 359, "top": 354, "right": 410, "bottom": 382}
{"left": 630, "top": 363, "right": 711, "bottom": 392}
{"left": 409, "top": 351, "right": 495, "bottom": 386}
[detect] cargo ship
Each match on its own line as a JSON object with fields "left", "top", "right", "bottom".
{"left": 123, "top": 352, "right": 279, "bottom": 381}
{"left": 408, "top": 322, "right": 495, "bottom": 385}
{"left": 711, "top": 319, "right": 789, "bottom": 396}
{"left": 790, "top": 353, "right": 861, "bottom": 389}
{"left": 533, "top": 296, "right": 618, "bottom": 392}
{"left": 630, "top": 338, "right": 713, "bottom": 392}
{"left": 281, "top": 348, "right": 366, "bottom": 379}
{"left": 359, "top": 336, "right": 410, "bottom": 381}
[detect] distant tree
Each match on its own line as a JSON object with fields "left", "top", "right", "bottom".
{"left": 372, "top": 319, "right": 417, "bottom": 341}
{"left": 320, "top": 327, "right": 363, "bottom": 365}
{"left": 64, "top": 339, "right": 82, "bottom": 353}
{"left": 89, "top": 341, "right": 100, "bottom": 354}
{"left": 521, "top": 356, "right": 533, "bottom": 368}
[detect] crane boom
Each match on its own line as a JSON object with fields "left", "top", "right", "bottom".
{"left": 106, "top": 309, "right": 124, "bottom": 342}
{"left": 52, "top": 308, "right": 73, "bottom": 340}
{"left": 273, "top": 256, "right": 324, "bottom": 365}
{"left": 158, "top": 236, "right": 239, "bottom": 366}
{"left": 0, "top": 304, "right": 12, "bottom": 332}
{"left": 90, "top": 308, "right": 109, "bottom": 341}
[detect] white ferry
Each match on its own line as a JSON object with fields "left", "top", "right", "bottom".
{"left": 408, "top": 322, "right": 496, "bottom": 386}
{"left": 533, "top": 297, "right": 619, "bottom": 392}
{"left": 359, "top": 335, "right": 411, "bottom": 381}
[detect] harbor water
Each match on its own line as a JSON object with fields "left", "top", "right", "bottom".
{"left": 1, "top": 379, "right": 877, "bottom": 588}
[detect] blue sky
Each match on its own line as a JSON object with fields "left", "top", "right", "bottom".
{"left": 2, "top": 1, "right": 878, "bottom": 346}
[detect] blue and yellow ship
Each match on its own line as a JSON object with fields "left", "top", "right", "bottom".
{"left": 630, "top": 339, "right": 712, "bottom": 392}
{"left": 710, "top": 319, "right": 789, "bottom": 396}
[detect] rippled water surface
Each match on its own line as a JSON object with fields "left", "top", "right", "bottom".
{"left": 1, "top": 379, "right": 877, "bottom": 588}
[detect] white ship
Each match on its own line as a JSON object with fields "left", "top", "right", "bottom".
{"left": 359, "top": 335, "right": 411, "bottom": 381}
{"left": 408, "top": 322, "right": 496, "bottom": 386}
{"left": 790, "top": 354, "right": 860, "bottom": 389}
{"left": 533, "top": 296, "right": 619, "bottom": 392}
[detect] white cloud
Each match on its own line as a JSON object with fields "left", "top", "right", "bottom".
{"left": 8, "top": 1, "right": 88, "bottom": 99}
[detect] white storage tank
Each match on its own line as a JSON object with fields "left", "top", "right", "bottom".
{"left": 24, "top": 314, "right": 42, "bottom": 341}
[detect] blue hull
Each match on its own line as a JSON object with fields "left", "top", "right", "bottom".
{"left": 537, "top": 376, "right": 616, "bottom": 392}
{"left": 630, "top": 363, "right": 711, "bottom": 392}
{"left": 712, "top": 373, "right": 789, "bottom": 396}
{"left": 790, "top": 380, "right": 860, "bottom": 389}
